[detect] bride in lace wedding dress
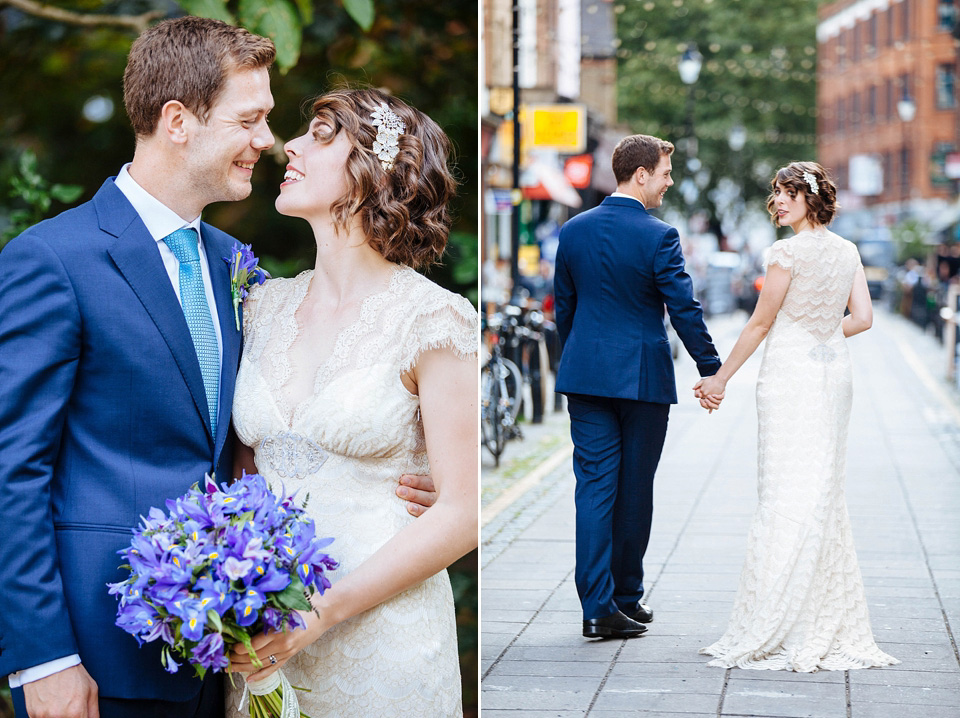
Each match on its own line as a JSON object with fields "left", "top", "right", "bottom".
{"left": 224, "top": 89, "right": 477, "bottom": 716}
{"left": 695, "top": 162, "right": 898, "bottom": 672}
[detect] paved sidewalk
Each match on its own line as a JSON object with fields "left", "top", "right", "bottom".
{"left": 480, "top": 308, "right": 960, "bottom": 717}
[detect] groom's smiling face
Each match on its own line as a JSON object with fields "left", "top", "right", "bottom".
{"left": 185, "top": 67, "right": 275, "bottom": 206}
{"left": 638, "top": 154, "right": 673, "bottom": 209}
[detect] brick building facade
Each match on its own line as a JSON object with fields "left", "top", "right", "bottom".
{"left": 817, "top": 0, "right": 957, "bottom": 228}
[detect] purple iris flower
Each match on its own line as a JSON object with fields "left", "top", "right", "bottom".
{"left": 143, "top": 617, "right": 175, "bottom": 646}
{"left": 247, "top": 563, "right": 291, "bottom": 594}
{"left": 161, "top": 646, "right": 181, "bottom": 674}
{"left": 164, "top": 596, "right": 207, "bottom": 642}
{"left": 195, "top": 575, "right": 235, "bottom": 615}
{"left": 192, "top": 632, "right": 229, "bottom": 671}
{"left": 233, "top": 587, "right": 266, "bottom": 627}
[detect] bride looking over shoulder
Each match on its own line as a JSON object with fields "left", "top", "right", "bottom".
{"left": 225, "top": 87, "right": 478, "bottom": 717}
{"left": 696, "top": 161, "right": 898, "bottom": 672}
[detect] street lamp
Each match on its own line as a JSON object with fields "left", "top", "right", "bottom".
{"left": 678, "top": 44, "right": 703, "bottom": 184}
{"left": 897, "top": 95, "right": 916, "bottom": 213}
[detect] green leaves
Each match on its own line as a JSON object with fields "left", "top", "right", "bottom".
{"left": 177, "top": 0, "right": 236, "bottom": 24}
{"left": 239, "top": 0, "right": 302, "bottom": 73}
{"left": 343, "top": 0, "right": 375, "bottom": 31}
{"left": 274, "top": 576, "right": 312, "bottom": 611}
{"left": 1, "top": 150, "right": 84, "bottom": 248}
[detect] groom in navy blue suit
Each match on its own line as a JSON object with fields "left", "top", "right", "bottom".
{"left": 0, "top": 18, "right": 278, "bottom": 718}
{"left": 555, "top": 134, "right": 722, "bottom": 639}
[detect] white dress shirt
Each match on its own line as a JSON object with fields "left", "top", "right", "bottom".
{"left": 611, "top": 191, "right": 645, "bottom": 207}
{"left": 8, "top": 164, "right": 223, "bottom": 689}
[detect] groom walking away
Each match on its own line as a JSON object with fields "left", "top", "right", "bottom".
{"left": 554, "top": 134, "right": 722, "bottom": 639}
{"left": 0, "top": 17, "right": 434, "bottom": 718}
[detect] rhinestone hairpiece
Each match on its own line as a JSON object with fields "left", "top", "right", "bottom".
{"left": 802, "top": 171, "right": 819, "bottom": 195}
{"left": 371, "top": 101, "right": 405, "bottom": 171}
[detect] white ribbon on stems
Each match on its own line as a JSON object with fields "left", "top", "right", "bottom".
{"left": 237, "top": 667, "right": 300, "bottom": 718}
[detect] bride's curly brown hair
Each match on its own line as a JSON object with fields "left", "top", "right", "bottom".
{"left": 309, "top": 88, "right": 456, "bottom": 269}
{"left": 765, "top": 161, "right": 839, "bottom": 228}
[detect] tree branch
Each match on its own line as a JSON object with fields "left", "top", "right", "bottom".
{"left": 0, "top": 0, "right": 164, "bottom": 33}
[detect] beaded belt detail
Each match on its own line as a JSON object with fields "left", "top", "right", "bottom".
{"left": 258, "top": 432, "right": 328, "bottom": 479}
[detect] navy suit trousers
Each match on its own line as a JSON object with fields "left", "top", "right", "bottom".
{"left": 568, "top": 394, "right": 669, "bottom": 620}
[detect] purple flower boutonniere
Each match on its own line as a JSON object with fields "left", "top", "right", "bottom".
{"left": 223, "top": 242, "right": 270, "bottom": 331}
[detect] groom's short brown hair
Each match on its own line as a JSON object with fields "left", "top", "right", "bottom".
{"left": 612, "top": 134, "right": 674, "bottom": 184}
{"left": 123, "top": 16, "right": 275, "bottom": 138}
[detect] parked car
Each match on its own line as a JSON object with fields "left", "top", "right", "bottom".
{"left": 701, "top": 251, "right": 741, "bottom": 316}
{"left": 855, "top": 238, "right": 896, "bottom": 300}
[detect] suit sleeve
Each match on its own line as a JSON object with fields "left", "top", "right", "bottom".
{"left": 553, "top": 234, "right": 575, "bottom": 348}
{"left": 0, "top": 233, "right": 82, "bottom": 675}
{"left": 653, "top": 228, "right": 722, "bottom": 377}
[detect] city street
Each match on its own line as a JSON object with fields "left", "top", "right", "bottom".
{"left": 480, "top": 307, "right": 960, "bottom": 717}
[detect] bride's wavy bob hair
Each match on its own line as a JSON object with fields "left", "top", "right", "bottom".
{"left": 309, "top": 87, "right": 456, "bottom": 269}
{"left": 766, "top": 161, "right": 839, "bottom": 228}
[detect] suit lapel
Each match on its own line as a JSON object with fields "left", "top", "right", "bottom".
{"left": 98, "top": 183, "right": 214, "bottom": 446}
{"left": 202, "top": 226, "right": 241, "bottom": 467}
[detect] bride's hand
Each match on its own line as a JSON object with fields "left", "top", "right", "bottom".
{"left": 228, "top": 608, "right": 330, "bottom": 682}
{"left": 693, "top": 376, "right": 726, "bottom": 412}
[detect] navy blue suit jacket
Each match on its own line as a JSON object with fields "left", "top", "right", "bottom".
{"left": 0, "top": 179, "right": 242, "bottom": 700}
{"left": 554, "top": 196, "right": 720, "bottom": 403}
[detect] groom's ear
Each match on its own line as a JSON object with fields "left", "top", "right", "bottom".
{"left": 633, "top": 166, "right": 647, "bottom": 186}
{"left": 159, "top": 100, "right": 193, "bottom": 145}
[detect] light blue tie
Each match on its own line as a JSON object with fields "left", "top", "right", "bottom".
{"left": 163, "top": 228, "right": 219, "bottom": 438}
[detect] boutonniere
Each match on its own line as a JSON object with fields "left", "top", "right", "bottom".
{"left": 223, "top": 242, "right": 270, "bottom": 331}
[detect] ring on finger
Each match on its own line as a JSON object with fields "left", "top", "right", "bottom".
{"left": 268, "top": 654, "right": 278, "bottom": 665}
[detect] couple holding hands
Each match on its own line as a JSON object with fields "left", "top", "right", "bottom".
{"left": 555, "top": 133, "right": 898, "bottom": 672}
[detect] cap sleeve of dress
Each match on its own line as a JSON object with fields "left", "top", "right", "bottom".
{"left": 399, "top": 286, "right": 479, "bottom": 373}
{"left": 766, "top": 240, "right": 794, "bottom": 272}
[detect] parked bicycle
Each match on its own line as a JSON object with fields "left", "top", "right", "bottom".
{"left": 481, "top": 309, "right": 524, "bottom": 465}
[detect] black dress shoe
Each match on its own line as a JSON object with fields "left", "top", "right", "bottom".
{"left": 582, "top": 610, "right": 648, "bottom": 639}
{"left": 624, "top": 602, "right": 653, "bottom": 624}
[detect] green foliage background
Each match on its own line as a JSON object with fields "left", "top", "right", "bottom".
{"left": 616, "top": 0, "right": 818, "bottom": 231}
{"left": 0, "top": 0, "right": 478, "bottom": 303}
{"left": 0, "top": 1, "right": 478, "bottom": 714}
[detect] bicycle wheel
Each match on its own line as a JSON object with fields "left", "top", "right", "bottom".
{"left": 481, "top": 361, "right": 505, "bottom": 464}
{"left": 499, "top": 357, "right": 524, "bottom": 423}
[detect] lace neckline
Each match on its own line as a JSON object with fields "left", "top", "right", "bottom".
{"left": 274, "top": 264, "right": 407, "bottom": 428}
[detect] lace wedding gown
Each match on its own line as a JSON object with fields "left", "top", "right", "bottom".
{"left": 700, "top": 230, "right": 898, "bottom": 672}
{"left": 225, "top": 265, "right": 476, "bottom": 716}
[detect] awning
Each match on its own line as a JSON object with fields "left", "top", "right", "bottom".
{"left": 522, "top": 159, "right": 583, "bottom": 208}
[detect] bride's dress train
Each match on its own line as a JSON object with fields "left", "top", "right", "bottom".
{"left": 225, "top": 265, "right": 476, "bottom": 716}
{"left": 700, "top": 230, "right": 899, "bottom": 672}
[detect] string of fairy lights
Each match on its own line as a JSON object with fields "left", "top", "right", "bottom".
{"left": 609, "top": 0, "right": 938, "bottom": 147}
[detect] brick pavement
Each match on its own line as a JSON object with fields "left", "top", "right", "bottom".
{"left": 480, "top": 308, "right": 960, "bottom": 717}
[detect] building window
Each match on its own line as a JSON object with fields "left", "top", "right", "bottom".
{"left": 867, "top": 13, "right": 878, "bottom": 54}
{"left": 837, "top": 98, "right": 846, "bottom": 133}
{"left": 885, "top": 77, "right": 894, "bottom": 120}
{"left": 937, "top": 64, "right": 956, "bottom": 109}
{"left": 902, "top": 0, "right": 910, "bottom": 41}
{"left": 853, "top": 22, "right": 861, "bottom": 63}
{"left": 899, "top": 73, "right": 912, "bottom": 105}
{"left": 939, "top": 0, "right": 957, "bottom": 32}
{"left": 867, "top": 85, "right": 877, "bottom": 123}
{"left": 852, "top": 92, "right": 861, "bottom": 130}
{"left": 886, "top": 6, "right": 895, "bottom": 45}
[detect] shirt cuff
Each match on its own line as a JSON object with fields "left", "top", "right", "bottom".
{"left": 8, "top": 655, "right": 82, "bottom": 688}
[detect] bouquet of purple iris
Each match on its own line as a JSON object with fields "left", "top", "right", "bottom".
{"left": 108, "top": 472, "right": 337, "bottom": 718}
